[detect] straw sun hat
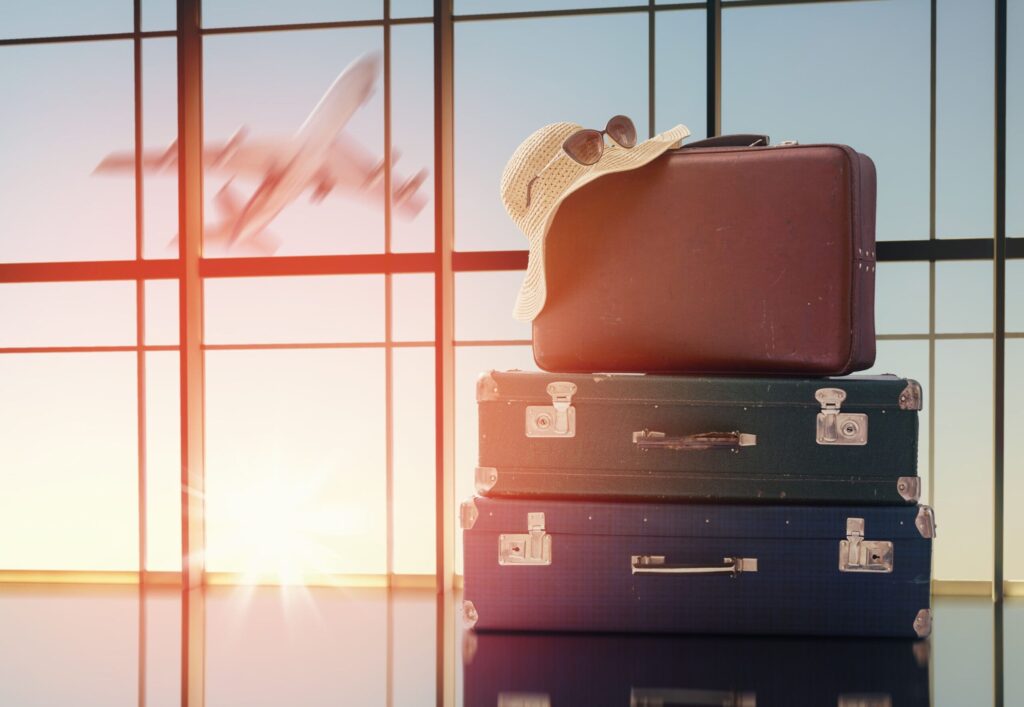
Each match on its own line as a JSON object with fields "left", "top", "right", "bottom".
{"left": 500, "top": 120, "right": 690, "bottom": 321}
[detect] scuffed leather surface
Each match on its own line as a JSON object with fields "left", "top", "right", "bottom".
{"left": 533, "top": 144, "right": 877, "bottom": 375}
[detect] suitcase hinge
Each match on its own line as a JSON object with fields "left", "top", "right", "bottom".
{"left": 525, "top": 382, "right": 577, "bottom": 438}
{"left": 816, "top": 388, "right": 868, "bottom": 445}
{"left": 839, "top": 518, "right": 893, "bottom": 573}
{"left": 499, "top": 512, "right": 552, "bottom": 566}
{"left": 459, "top": 498, "right": 478, "bottom": 530}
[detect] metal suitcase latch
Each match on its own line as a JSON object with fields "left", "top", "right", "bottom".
{"left": 816, "top": 388, "right": 868, "bottom": 445}
{"left": 525, "top": 382, "right": 577, "bottom": 438}
{"left": 839, "top": 518, "right": 893, "bottom": 573}
{"left": 499, "top": 512, "right": 552, "bottom": 566}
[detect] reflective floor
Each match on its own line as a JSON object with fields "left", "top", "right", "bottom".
{"left": 0, "top": 585, "right": 1019, "bottom": 706}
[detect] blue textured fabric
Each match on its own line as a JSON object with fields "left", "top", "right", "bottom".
{"left": 464, "top": 498, "right": 931, "bottom": 637}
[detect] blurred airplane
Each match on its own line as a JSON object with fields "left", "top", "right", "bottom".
{"left": 95, "top": 52, "right": 428, "bottom": 253}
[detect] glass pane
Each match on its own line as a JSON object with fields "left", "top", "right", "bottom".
{"left": 1, "top": 42, "right": 135, "bottom": 262}
{"left": 0, "top": 281, "right": 135, "bottom": 348}
{"left": 933, "top": 340, "right": 993, "bottom": 581}
{"left": 1007, "top": 340, "right": 1024, "bottom": 581}
{"left": 1009, "top": 0, "right": 1024, "bottom": 237}
{"left": 392, "top": 273, "right": 434, "bottom": 342}
{"left": 205, "top": 588, "right": 386, "bottom": 704}
{"left": 203, "top": 29, "right": 387, "bottom": 256}
{"left": 142, "top": 0, "right": 176, "bottom": 32}
{"left": 204, "top": 349, "right": 386, "bottom": 576}
{"left": 863, "top": 340, "right": 931, "bottom": 504}
{"left": 391, "top": 590, "right": 436, "bottom": 703}
{"left": 204, "top": 275, "right": 384, "bottom": 345}
{"left": 0, "top": 587, "right": 138, "bottom": 705}
{"left": 876, "top": 262, "right": 929, "bottom": 335}
{"left": 0, "top": 353, "right": 138, "bottom": 570}
{"left": 202, "top": 0, "right": 381, "bottom": 28}
{"left": 1005, "top": 599, "right": 1024, "bottom": 707}
{"left": 144, "top": 589, "right": 182, "bottom": 707}
{"left": 456, "top": 0, "right": 644, "bottom": 12}
{"left": 723, "top": 1, "right": 930, "bottom": 241}
{"left": 936, "top": 261, "right": 993, "bottom": 334}
{"left": 454, "top": 345, "right": 538, "bottom": 575}
{"left": 1009, "top": 260, "right": 1024, "bottom": 332}
{"left": 455, "top": 271, "right": 533, "bottom": 341}
{"left": 142, "top": 38, "right": 180, "bottom": 260}
{"left": 0, "top": 1, "right": 131, "bottom": 39}
{"left": 391, "top": 0, "right": 432, "bottom": 18}
{"left": 655, "top": 9, "right": 706, "bottom": 139}
{"left": 932, "top": 598, "right": 995, "bottom": 706}
{"left": 392, "top": 347, "right": 435, "bottom": 575}
{"left": 936, "top": 0, "right": 994, "bottom": 238}
{"left": 391, "top": 23, "right": 435, "bottom": 253}
{"left": 145, "top": 351, "right": 181, "bottom": 572}
{"left": 145, "top": 279, "right": 179, "bottom": 346}
{"left": 455, "top": 14, "right": 649, "bottom": 251}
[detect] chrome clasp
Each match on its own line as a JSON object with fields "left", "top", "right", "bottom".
{"left": 816, "top": 388, "right": 868, "bottom": 445}
{"left": 526, "top": 382, "right": 577, "bottom": 438}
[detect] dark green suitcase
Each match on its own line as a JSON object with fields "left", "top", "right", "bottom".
{"left": 476, "top": 371, "right": 921, "bottom": 505}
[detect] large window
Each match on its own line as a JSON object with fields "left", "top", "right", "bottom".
{"left": 0, "top": 0, "right": 1020, "bottom": 593}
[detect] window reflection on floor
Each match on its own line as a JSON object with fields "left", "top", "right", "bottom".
{"left": 0, "top": 585, "right": 1018, "bottom": 706}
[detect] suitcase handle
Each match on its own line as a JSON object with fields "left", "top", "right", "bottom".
{"left": 630, "top": 688, "right": 757, "bottom": 707}
{"left": 631, "top": 555, "right": 758, "bottom": 576}
{"left": 679, "top": 133, "right": 770, "bottom": 149}
{"left": 632, "top": 429, "right": 756, "bottom": 451}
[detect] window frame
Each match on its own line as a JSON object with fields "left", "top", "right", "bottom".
{"left": 0, "top": 0, "right": 1019, "bottom": 599}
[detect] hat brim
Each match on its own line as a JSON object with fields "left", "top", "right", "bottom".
{"left": 513, "top": 124, "right": 690, "bottom": 321}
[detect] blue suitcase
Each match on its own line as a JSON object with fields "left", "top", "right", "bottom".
{"left": 461, "top": 496, "right": 934, "bottom": 638}
{"left": 463, "top": 632, "right": 930, "bottom": 706}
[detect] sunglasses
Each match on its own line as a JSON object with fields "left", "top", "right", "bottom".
{"left": 526, "top": 115, "right": 638, "bottom": 207}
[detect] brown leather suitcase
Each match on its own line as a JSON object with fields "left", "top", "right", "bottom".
{"left": 531, "top": 135, "right": 876, "bottom": 375}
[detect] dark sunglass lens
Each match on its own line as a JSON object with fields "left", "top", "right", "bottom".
{"left": 607, "top": 115, "right": 637, "bottom": 148}
{"left": 563, "top": 130, "right": 603, "bottom": 165}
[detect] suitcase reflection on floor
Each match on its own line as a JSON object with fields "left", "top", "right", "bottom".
{"left": 463, "top": 632, "right": 930, "bottom": 707}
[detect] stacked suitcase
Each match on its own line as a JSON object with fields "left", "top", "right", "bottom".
{"left": 462, "top": 139, "right": 934, "bottom": 698}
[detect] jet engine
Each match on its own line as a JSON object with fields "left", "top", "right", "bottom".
{"left": 210, "top": 126, "right": 249, "bottom": 169}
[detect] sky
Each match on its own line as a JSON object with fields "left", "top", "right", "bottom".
{"left": 0, "top": 0, "right": 1021, "bottom": 582}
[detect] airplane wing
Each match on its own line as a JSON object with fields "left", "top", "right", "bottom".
{"left": 94, "top": 128, "right": 294, "bottom": 179}
{"left": 312, "top": 134, "right": 429, "bottom": 218}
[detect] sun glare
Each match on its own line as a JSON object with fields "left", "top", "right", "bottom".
{"left": 203, "top": 466, "right": 369, "bottom": 586}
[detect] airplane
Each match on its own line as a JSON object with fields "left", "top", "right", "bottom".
{"left": 95, "top": 52, "right": 428, "bottom": 253}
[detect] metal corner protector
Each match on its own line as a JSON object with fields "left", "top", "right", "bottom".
{"left": 915, "top": 506, "right": 936, "bottom": 539}
{"left": 913, "top": 609, "right": 932, "bottom": 638}
{"left": 460, "top": 498, "right": 479, "bottom": 531}
{"left": 462, "top": 600, "right": 479, "bottom": 629}
{"left": 897, "top": 476, "right": 921, "bottom": 503}
{"left": 475, "top": 467, "right": 498, "bottom": 494}
{"left": 899, "top": 379, "right": 923, "bottom": 411}
{"left": 476, "top": 371, "right": 499, "bottom": 402}
{"left": 461, "top": 631, "right": 479, "bottom": 666}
